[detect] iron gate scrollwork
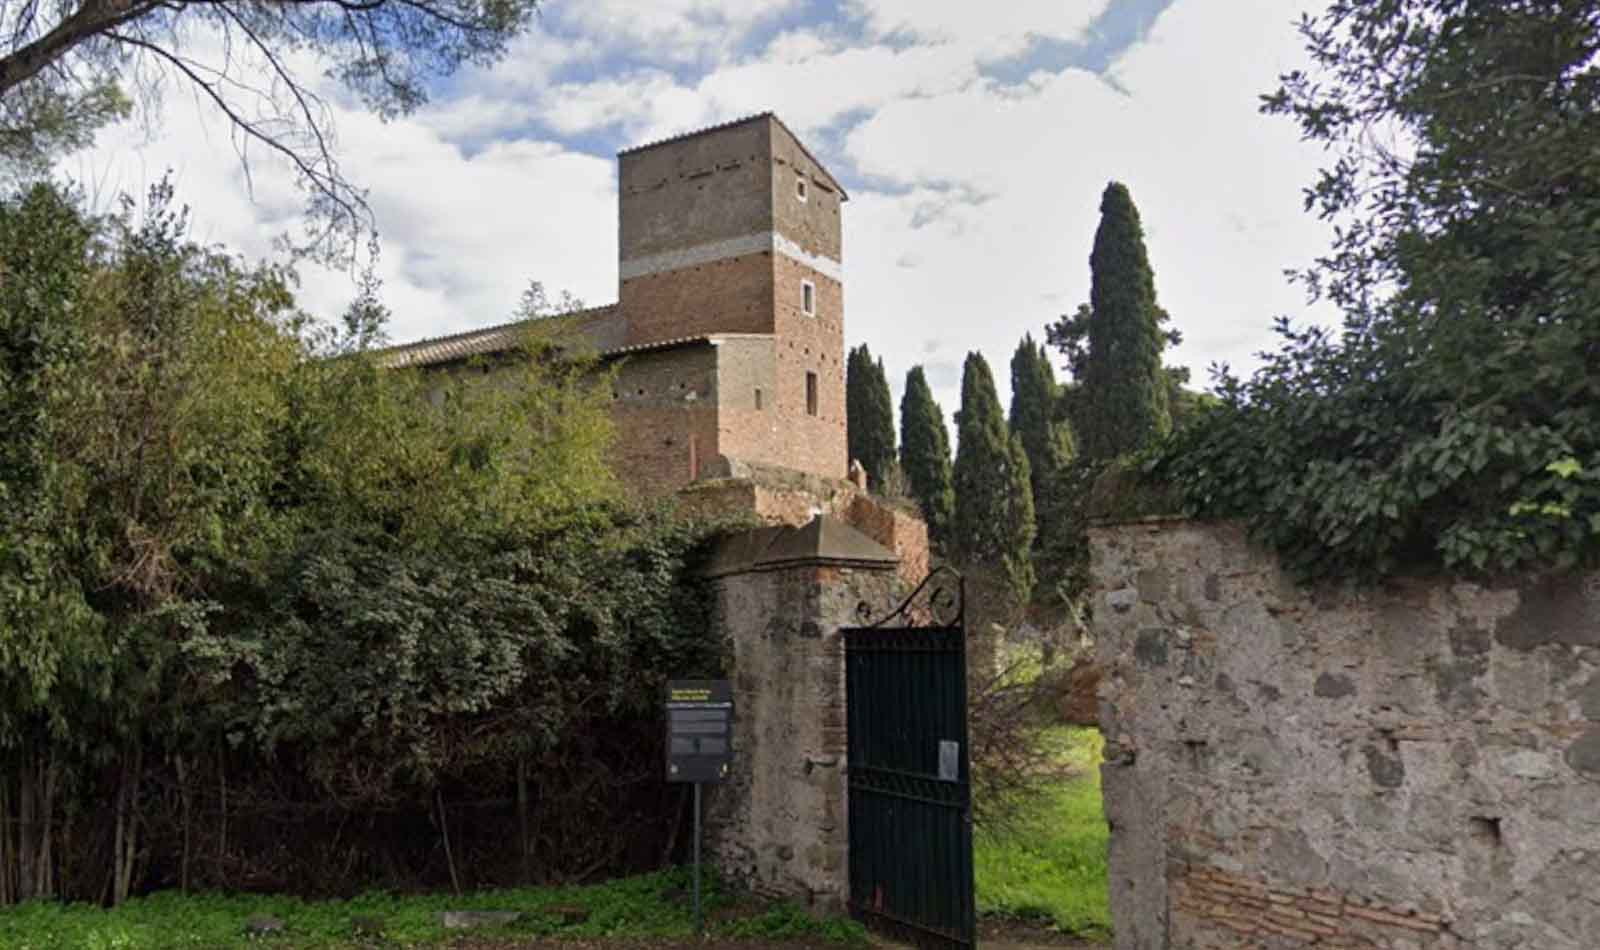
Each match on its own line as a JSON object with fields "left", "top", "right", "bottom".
{"left": 844, "top": 566, "right": 975, "bottom": 950}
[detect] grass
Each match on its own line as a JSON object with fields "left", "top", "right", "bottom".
{"left": 974, "top": 726, "right": 1111, "bottom": 939}
{"left": 0, "top": 868, "right": 870, "bottom": 950}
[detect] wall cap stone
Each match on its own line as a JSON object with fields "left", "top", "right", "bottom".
{"left": 702, "top": 515, "right": 899, "bottom": 578}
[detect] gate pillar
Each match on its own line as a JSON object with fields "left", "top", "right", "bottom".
{"left": 701, "top": 515, "right": 901, "bottom": 911}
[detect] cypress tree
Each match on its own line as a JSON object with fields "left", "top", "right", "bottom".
{"left": 1078, "top": 182, "right": 1171, "bottom": 459}
{"left": 846, "top": 343, "right": 896, "bottom": 487}
{"left": 1010, "top": 334, "right": 1076, "bottom": 586}
{"left": 1009, "top": 333, "right": 1074, "bottom": 505}
{"left": 952, "top": 352, "right": 1035, "bottom": 602}
{"left": 899, "top": 365, "right": 954, "bottom": 545}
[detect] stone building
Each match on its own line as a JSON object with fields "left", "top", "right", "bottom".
{"left": 379, "top": 113, "right": 852, "bottom": 496}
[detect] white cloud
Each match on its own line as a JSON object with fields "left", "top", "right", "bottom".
{"left": 849, "top": 0, "right": 1112, "bottom": 56}
{"left": 541, "top": 0, "right": 800, "bottom": 63}
{"left": 504, "top": 30, "right": 985, "bottom": 146}
{"left": 77, "top": 65, "right": 618, "bottom": 345}
{"left": 71, "top": 0, "right": 1338, "bottom": 441}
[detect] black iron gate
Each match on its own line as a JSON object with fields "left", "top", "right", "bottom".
{"left": 843, "top": 566, "right": 974, "bottom": 950}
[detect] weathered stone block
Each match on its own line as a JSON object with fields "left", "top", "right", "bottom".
{"left": 1315, "top": 672, "right": 1357, "bottom": 698}
{"left": 440, "top": 911, "right": 523, "bottom": 930}
{"left": 1566, "top": 728, "right": 1600, "bottom": 778}
{"left": 1134, "top": 629, "right": 1170, "bottom": 668}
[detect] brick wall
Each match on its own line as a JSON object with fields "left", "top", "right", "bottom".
{"left": 714, "top": 336, "right": 785, "bottom": 470}
{"left": 772, "top": 256, "right": 845, "bottom": 479}
{"left": 1091, "top": 518, "right": 1600, "bottom": 950}
{"left": 620, "top": 253, "right": 775, "bottom": 346}
{"left": 770, "top": 120, "right": 843, "bottom": 262}
{"left": 845, "top": 496, "right": 929, "bottom": 585}
{"left": 607, "top": 344, "right": 721, "bottom": 496}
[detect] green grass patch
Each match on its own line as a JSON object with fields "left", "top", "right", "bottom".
{"left": 0, "top": 868, "right": 868, "bottom": 949}
{"left": 974, "top": 726, "right": 1110, "bottom": 939}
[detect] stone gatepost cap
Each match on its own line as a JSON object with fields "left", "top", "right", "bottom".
{"left": 702, "top": 515, "right": 899, "bottom": 577}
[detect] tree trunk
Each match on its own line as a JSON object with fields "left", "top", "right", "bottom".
{"left": 176, "top": 753, "right": 190, "bottom": 894}
{"left": 516, "top": 756, "right": 530, "bottom": 884}
{"left": 113, "top": 740, "right": 143, "bottom": 906}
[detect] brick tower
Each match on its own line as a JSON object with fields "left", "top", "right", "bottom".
{"left": 615, "top": 114, "right": 848, "bottom": 481}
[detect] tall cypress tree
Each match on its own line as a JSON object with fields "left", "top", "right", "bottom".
{"left": 1010, "top": 334, "right": 1075, "bottom": 584}
{"left": 1009, "top": 333, "right": 1073, "bottom": 506}
{"left": 1076, "top": 182, "right": 1171, "bottom": 459}
{"left": 846, "top": 343, "right": 896, "bottom": 487}
{"left": 952, "top": 352, "right": 1035, "bottom": 602}
{"left": 899, "top": 365, "right": 954, "bottom": 545}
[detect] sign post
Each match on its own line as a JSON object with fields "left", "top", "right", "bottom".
{"left": 666, "top": 680, "right": 733, "bottom": 937}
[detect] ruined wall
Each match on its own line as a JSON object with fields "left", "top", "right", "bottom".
{"left": 705, "top": 553, "right": 899, "bottom": 910}
{"left": 1092, "top": 518, "right": 1600, "bottom": 950}
{"left": 845, "top": 495, "right": 929, "bottom": 585}
{"left": 678, "top": 464, "right": 929, "bottom": 589}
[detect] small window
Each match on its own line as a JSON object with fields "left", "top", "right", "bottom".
{"left": 805, "top": 372, "right": 818, "bottom": 416}
{"left": 796, "top": 178, "right": 808, "bottom": 202}
{"left": 801, "top": 280, "right": 815, "bottom": 316}
{"left": 754, "top": 387, "right": 764, "bottom": 411}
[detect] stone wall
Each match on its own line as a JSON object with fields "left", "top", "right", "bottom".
{"left": 1091, "top": 518, "right": 1600, "bottom": 950}
{"left": 702, "top": 520, "right": 901, "bottom": 909}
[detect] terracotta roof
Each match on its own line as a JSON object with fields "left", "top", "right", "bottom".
{"left": 374, "top": 304, "right": 613, "bottom": 369}
{"left": 375, "top": 312, "right": 773, "bottom": 370}
{"left": 617, "top": 112, "right": 848, "bottom": 201}
{"left": 375, "top": 318, "right": 532, "bottom": 368}
{"left": 618, "top": 112, "right": 775, "bottom": 157}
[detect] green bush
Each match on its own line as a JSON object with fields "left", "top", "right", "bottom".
{"left": 0, "top": 181, "right": 731, "bottom": 902}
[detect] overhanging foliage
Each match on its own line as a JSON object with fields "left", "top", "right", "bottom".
{"left": 1150, "top": 1, "right": 1600, "bottom": 580}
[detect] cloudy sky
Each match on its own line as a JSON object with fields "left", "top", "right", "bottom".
{"left": 76, "top": 0, "right": 1340, "bottom": 423}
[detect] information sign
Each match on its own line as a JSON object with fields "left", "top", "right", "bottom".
{"left": 666, "top": 679, "right": 733, "bottom": 783}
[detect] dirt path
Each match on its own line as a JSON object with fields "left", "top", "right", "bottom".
{"left": 975, "top": 918, "right": 1108, "bottom": 950}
